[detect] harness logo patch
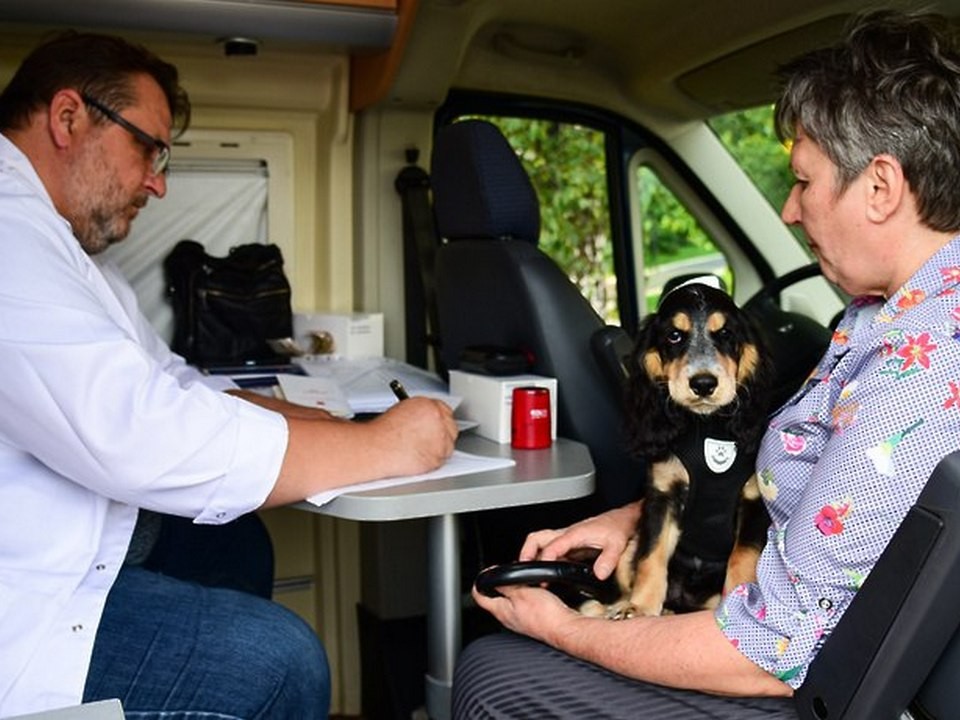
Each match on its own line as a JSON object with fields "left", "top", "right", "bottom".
{"left": 704, "top": 438, "right": 737, "bottom": 474}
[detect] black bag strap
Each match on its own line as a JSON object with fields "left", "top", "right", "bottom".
{"left": 395, "top": 148, "right": 443, "bottom": 373}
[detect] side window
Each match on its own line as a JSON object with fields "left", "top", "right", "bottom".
{"left": 467, "top": 116, "right": 618, "bottom": 323}
{"left": 634, "top": 162, "right": 729, "bottom": 312}
{"left": 457, "top": 113, "right": 735, "bottom": 324}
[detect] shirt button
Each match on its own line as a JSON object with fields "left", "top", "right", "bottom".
{"left": 71, "top": 624, "right": 83, "bottom": 632}
{"left": 95, "top": 563, "right": 106, "bottom": 571}
{"left": 216, "top": 512, "right": 226, "bottom": 519}
{"left": 818, "top": 598, "right": 833, "bottom": 611}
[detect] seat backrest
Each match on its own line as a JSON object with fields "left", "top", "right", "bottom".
{"left": 430, "top": 119, "right": 644, "bottom": 510}
{"left": 795, "top": 450, "right": 960, "bottom": 719}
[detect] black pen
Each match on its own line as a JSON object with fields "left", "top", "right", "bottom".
{"left": 390, "top": 379, "right": 410, "bottom": 401}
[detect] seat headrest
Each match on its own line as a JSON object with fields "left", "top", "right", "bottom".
{"left": 431, "top": 119, "right": 540, "bottom": 244}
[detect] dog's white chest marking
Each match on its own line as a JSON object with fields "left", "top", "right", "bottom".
{"left": 703, "top": 438, "right": 738, "bottom": 473}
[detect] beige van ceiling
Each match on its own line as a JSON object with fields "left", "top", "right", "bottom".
{"left": 388, "top": 0, "right": 960, "bottom": 120}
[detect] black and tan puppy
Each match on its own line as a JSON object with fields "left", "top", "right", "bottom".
{"left": 586, "top": 280, "right": 773, "bottom": 619}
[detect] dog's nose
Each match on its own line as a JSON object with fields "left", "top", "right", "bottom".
{"left": 689, "top": 374, "right": 718, "bottom": 397}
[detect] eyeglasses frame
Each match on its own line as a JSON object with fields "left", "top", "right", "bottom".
{"left": 81, "top": 93, "right": 171, "bottom": 176}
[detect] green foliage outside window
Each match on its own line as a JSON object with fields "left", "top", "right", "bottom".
{"left": 483, "top": 116, "right": 618, "bottom": 321}
{"left": 470, "top": 105, "right": 794, "bottom": 322}
{"left": 708, "top": 105, "right": 795, "bottom": 216}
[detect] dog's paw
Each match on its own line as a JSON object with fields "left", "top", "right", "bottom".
{"left": 578, "top": 599, "right": 607, "bottom": 617}
{"left": 602, "top": 600, "right": 662, "bottom": 619}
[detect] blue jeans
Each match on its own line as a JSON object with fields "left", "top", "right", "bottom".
{"left": 82, "top": 566, "right": 330, "bottom": 719}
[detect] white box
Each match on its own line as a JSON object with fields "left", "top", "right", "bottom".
{"left": 449, "top": 370, "right": 557, "bottom": 444}
{"left": 293, "top": 312, "right": 384, "bottom": 358}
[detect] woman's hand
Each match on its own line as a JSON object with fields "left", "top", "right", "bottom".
{"left": 519, "top": 501, "right": 642, "bottom": 580}
{"left": 472, "top": 583, "right": 583, "bottom": 645}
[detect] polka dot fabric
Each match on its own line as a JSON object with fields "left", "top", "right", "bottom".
{"left": 718, "top": 237, "right": 960, "bottom": 688}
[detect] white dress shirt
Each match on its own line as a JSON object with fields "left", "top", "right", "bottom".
{"left": 0, "top": 133, "right": 290, "bottom": 716}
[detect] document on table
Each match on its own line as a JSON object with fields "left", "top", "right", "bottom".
{"left": 276, "top": 373, "right": 353, "bottom": 417}
{"left": 295, "top": 356, "right": 456, "bottom": 414}
{"left": 305, "top": 450, "right": 516, "bottom": 507}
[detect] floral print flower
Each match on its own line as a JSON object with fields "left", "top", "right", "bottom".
{"left": 815, "top": 500, "right": 851, "bottom": 536}
{"left": 945, "top": 381, "right": 960, "bottom": 410}
{"left": 897, "top": 332, "right": 937, "bottom": 372}
{"left": 758, "top": 468, "right": 778, "bottom": 501}
{"left": 896, "top": 288, "right": 926, "bottom": 311}
{"left": 866, "top": 418, "right": 924, "bottom": 476}
{"left": 780, "top": 430, "right": 806, "bottom": 455}
{"left": 941, "top": 266, "right": 960, "bottom": 285}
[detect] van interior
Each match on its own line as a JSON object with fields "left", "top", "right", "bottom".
{"left": 3, "top": 1, "right": 960, "bottom": 718}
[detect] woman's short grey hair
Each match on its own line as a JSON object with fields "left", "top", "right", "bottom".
{"left": 775, "top": 10, "right": 960, "bottom": 232}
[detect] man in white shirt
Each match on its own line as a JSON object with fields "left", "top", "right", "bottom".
{"left": 0, "top": 31, "right": 457, "bottom": 718}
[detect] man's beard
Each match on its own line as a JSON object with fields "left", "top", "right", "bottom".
{"left": 65, "top": 148, "right": 143, "bottom": 255}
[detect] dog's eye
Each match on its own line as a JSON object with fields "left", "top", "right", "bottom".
{"left": 713, "top": 327, "right": 732, "bottom": 342}
{"left": 666, "top": 329, "right": 685, "bottom": 344}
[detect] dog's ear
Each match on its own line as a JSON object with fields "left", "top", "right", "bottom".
{"left": 729, "top": 318, "right": 776, "bottom": 450}
{"left": 625, "top": 318, "right": 687, "bottom": 459}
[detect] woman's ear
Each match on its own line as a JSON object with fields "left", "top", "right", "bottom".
{"left": 864, "top": 153, "right": 906, "bottom": 223}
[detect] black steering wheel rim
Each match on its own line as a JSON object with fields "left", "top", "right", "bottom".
{"left": 742, "top": 261, "right": 823, "bottom": 313}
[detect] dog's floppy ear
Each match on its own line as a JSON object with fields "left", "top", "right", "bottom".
{"left": 727, "top": 316, "right": 776, "bottom": 451}
{"left": 624, "top": 317, "right": 688, "bottom": 460}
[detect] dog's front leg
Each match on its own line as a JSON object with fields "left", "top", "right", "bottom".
{"left": 723, "top": 474, "right": 769, "bottom": 595}
{"left": 607, "top": 457, "right": 687, "bottom": 619}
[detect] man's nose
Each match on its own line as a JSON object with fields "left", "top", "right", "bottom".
{"left": 145, "top": 171, "right": 167, "bottom": 198}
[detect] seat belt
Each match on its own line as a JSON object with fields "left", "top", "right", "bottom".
{"left": 395, "top": 147, "right": 443, "bottom": 372}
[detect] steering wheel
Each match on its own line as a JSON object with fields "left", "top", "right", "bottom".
{"left": 740, "top": 262, "right": 833, "bottom": 407}
{"left": 741, "top": 261, "right": 824, "bottom": 315}
{"left": 474, "top": 560, "right": 620, "bottom": 605}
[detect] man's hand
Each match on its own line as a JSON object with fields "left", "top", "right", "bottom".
{"left": 369, "top": 397, "right": 458, "bottom": 476}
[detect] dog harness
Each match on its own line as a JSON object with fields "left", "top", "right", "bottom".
{"left": 671, "top": 413, "right": 756, "bottom": 564}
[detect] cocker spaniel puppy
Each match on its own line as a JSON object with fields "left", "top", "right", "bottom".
{"left": 586, "top": 279, "right": 774, "bottom": 618}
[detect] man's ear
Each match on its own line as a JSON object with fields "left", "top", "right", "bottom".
{"left": 47, "top": 89, "right": 85, "bottom": 150}
{"left": 864, "top": 153, "right": 906, "bottom": 223}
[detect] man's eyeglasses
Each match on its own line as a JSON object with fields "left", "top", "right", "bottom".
{"left": 81, "top": 94, "right": 171, "bottom": 176}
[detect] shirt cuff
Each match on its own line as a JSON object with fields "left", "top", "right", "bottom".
{"left": 194, "top": 400, "right": 288, "bottom": 524}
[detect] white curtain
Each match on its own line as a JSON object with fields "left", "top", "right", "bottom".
{"left": 103, "top": 159, "right": 269, "bottom": 343}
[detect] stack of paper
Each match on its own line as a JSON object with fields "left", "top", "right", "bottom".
{"left": 276, "top": 374, "right": 353, "bottom": 417}
{"left": 296, "top": 356, "right": 456, "bottom": 415}
{"left": 306, "top": 450, "right": 517, "bottom": 507}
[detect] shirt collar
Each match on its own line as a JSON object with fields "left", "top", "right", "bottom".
{"left": 0, "top": 131, "right": 60, "bottom": 216}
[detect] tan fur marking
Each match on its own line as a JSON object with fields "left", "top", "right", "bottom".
{"left": 650, "top": 454, "right": 688, "bottom": 493}
{"left": 706, "top": 311, "right": 727, "bottom": 333}
{"left": 742, "top": 474, "right": 761, "bottom": 501}
{"left": 737, "top": 343, "right": 760, "bottom": 384}
{"left": 671, "top": 312, "right": 691, "bottom": 332}
{"left": 629, "top": 517, "right": 681, "bottom": 615}
{"left": 643, "top": 348, "right": 664, "bottom": 379}
{"left": 724, "top": 544, "right": 761, "bottom": 595}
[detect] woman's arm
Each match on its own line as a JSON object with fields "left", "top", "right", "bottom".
{"left": 474, "top": 584, "right": 792, "bottom": 697}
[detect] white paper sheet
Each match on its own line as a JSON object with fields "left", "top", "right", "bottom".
{"left": 276, "top": 373, "right": 353, "bottom": 417}
{"left": 305, "top": 450, "right": 516, "bottom": 507}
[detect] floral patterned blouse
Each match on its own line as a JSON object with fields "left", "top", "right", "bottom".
{"left": 717, "top": 237, "right": 960, "bottom": 688}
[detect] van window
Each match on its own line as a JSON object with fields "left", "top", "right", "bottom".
{"left": 709, "top": 105, "right": 795, "bottom": 218}
{"left": 634, "top": 162, "right": 729, "bottom": 312}
{"left": 460, "top": 113, "right": 736, "bottom": 322}
{"left": 467, "top": 116, "right": 618, "bottom": 323}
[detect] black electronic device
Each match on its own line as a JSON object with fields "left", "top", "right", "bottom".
{"left": 474, "top": 560, "right": 619, "bottom": 605}
{"left": 458, "top": 345, "right": 532, "bottom": 376}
